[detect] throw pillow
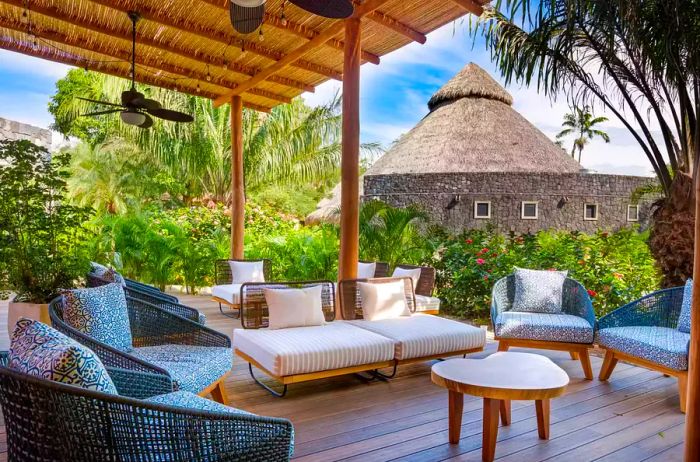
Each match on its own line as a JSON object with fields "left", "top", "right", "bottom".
{"left": 62, "top": 283, "right": 133, "bottom": 352}
{"left": 678, "top": 278, "right": 693, "bottom": 333}
{"left": 8, "top": 318, "right": 117, "bottom": 394}
{"left": 392, "top": 267, "right": 422, "bottom": 291}
{"left": 358, "top": 280, "right": 411, "bottom": 321}
{"left": 357, "top": 262, "right": 377, "bottom": 279}
{"left": 229, "top": 260, "right": 266, "bottom": 284}
{"left": 512, "top": 268, "right": 568, "bottom": 314}
{"left": 264, "top": 285, "right": 325, "bottom": 329}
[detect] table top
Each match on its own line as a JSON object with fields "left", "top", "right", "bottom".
{"left": 431, "top": 352, "right": 570, "bottom": 400}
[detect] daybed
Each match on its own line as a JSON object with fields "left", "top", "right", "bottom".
{"left": 212, "top": 259, "right": 272, "bottom": 318}
{"left": 233, "top": 278, "right": 485, "bottom": 396}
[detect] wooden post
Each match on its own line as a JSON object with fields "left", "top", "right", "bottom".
{"left": 338, "top": 17, "right": 362, "bottom": 284}
{"left": 230, "top": 95, "right": 245, "bottom": 259}
{"left": 686, "top": 167, "right": 700, "bottom": 459}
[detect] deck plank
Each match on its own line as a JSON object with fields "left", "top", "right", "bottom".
{"left": 0, "top": 292, "right": 688, "bottom": 461}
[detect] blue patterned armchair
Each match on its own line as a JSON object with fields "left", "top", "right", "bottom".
{"left": 49, "top": 292, "right": 232, "bottom": 404}
{"left": 491, "top": 274, "right": 596, "bottom": 379}
{"left": 596, "top": 284, "right": 689, "bottom": 412}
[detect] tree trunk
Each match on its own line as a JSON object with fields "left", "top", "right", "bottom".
{"left": 649, "top": 173, "right": 695, "bottom": 287}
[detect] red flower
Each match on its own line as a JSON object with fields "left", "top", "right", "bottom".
{"left": 587, "top": 289, "right": 597, "bottom": 298}
{"left": 483, "top": 275, "right": 489, "bottom": 281}
{"left": 481, "top": 248, "right": 489, "bottom": 254}
{"left": 476, "top": 258, "right": 486, "bottom": 265}
{"left": 465, "top": 239, "right": 473, "bottom": 244}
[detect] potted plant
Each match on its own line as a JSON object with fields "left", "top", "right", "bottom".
{"left": 0, "top": 139, "right": 93, "bottom": 332}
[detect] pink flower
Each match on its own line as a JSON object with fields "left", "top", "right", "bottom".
{"left": 476, "top": 258, "right": 486, "bottom": 265}
{"left": 465, "top": 239, "right": 473, "bottom": 244}
{"left": 483, "top": 275, "right": 489, "bottom": 281}
{"left": 481, "top": 248, "right": 490, "bottom": 254}
{"left": 587, "top": 289, "right": 597, "bottom": 298}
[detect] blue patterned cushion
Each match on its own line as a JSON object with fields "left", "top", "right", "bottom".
{"left": 62, "top": 283, "right": 133, "bottom": 352}
{"left": 90, "top": 262, "right": 126, "bottom": 287}
{"left": 130, "top": 345, "right": 232, "bottom": 393}
{"left": 495, "top": 311, "right": 594, "bottom": 344}
{"left": 146, "top": 391, "right": 250, "bottom": 414}
{"left": 597, "top": 326, "right": 690, "bottom": 371}
{"left": 512, "top": 268, "right": 568, "bottom": 314}
{"left": 8, "top": 318, "right": 117, "bottom": 394}
{"left": 677, "top": 279, "right": 693, "bottom": 333}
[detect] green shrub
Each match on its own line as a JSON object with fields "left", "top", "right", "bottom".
{"left": 430, "top": 227, "right": 661, "bottom": 322}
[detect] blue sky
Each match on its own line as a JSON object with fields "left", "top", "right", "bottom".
{"left": 0, "top": 20, "right": 654, "bottom": 176}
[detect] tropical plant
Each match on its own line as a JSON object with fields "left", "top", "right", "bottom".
{"left": 556, "top": 106, "right": 610, "bottom": 162}
{"left": 472, "top": 0, "right": 700, "bottom": 285}
{"left": 0, "top": 140, "right": 93, "bottom": 303}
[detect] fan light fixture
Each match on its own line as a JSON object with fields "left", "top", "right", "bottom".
{"left": 121, "top": 110, "right": 147, "bottom": 126}
{"left": 230, "top": 0, "right": 266, "bottom": 34}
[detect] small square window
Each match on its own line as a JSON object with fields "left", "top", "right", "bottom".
{"left": 521, "top": 201, "right": 538, "bottom": 219}
{"left": 584, "top": 203, "right": 599, "bottom": 221}
{"left": 627, "top": 205, "right": 640, "bottom": 222}
{"left": 474, "top": 201, "right": 491, "bottom": 219}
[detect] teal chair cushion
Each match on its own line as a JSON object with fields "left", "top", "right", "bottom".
{"left": 597, "top": 326, "right": 690, "bottom": 371}
{"left": 8, "top": 318, "right": 117, "bottom": 394}
{"left": 495, "top": 311, "right": 594, "bottom": 344}
{"left": 677, "top": 279, "right": 693, "bottom": 334}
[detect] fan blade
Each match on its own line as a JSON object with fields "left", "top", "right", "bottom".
{"left": 81, "top": 109, "right": 122, "bottom": 117}
{"left": 122, "top": 89, "right": 145, "bottom": 106}
{"left": 138, "top": 113, "right": 154, "bottom": 129}
{"left": 148, "top": 108, "right": 194, "bottom": 123}
{"left": 77, "top": 97, "right": 123, "bottom": 108}
{"left": 132, "top": 97, "right": 162, "bottom": 111}
{"left": 289, "top": 0, "right": 353, "bottom": 18}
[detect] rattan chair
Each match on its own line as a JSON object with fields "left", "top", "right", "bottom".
{"left": 338, "top": 277, "right": 416, "bottom": 321}
{"left": 360, "top": 260, "right": 390, "bottom": 278}
{"left": 0, "top": 352, "right": 294, "bottom": 461}
{"left": 213, "top": 259, "right": 272, "bottom": 318}
{"left": 394, "top": 264, "right": 436, "bottom": 296}
{"left": 49, "top": 295, "right": 232, "bottom": 403}
{"left": 491, "top": 274, "right": 596, "bottom": 379}
{"left": 596, "top": 286, "right": 688, "bottom": 411}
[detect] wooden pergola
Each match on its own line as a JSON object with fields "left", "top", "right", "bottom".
{"left": 1, "top": 0, "right": 699, "bottom": 459}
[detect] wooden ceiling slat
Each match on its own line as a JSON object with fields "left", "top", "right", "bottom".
{"left": 0, "top": 31, "right": 271, "bottom": 112}
{"left": 449, "top": 0, "right": 485, "bottom": 16}
{"left": 213, "top": 0, "right": 396, "bottom": 107}
{"left": 353, "top": 2, "right": 426, "bottom": 44}
{"left": 200, "top": 0, "right": 380, "bottom": 65}
{"left": 87, "top": 0, "right": 343, "bottom": 80}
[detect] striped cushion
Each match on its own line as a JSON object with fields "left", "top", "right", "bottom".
{"left": 415, "top": 295, "right": 441, "bottom": 313}
{"left": 347, "top": 314, "right": 486, "bottom": 360}
{"left": 232, "top": 322, "right": 395, "bottom": 377}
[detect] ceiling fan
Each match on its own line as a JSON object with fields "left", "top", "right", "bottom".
{"left": 80, "top": 11, "right": 194, "bottom": 129}
{"left": 230, "top": 0, "right": 353, "bottom": 34}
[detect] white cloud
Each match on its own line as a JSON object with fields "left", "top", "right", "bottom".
{"left": 0, "top": 49, "right": 71, "bottom": 79}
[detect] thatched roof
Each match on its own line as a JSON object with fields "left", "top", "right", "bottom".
{"left": 366, "top": 63, "right": 583, "bottom": 176}
{"left": 305, "top": 179, "right": 363, "bottom": 225}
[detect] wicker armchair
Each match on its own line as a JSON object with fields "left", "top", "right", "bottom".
{"left": 491, "top": 275, "right": 596, "bottom": 379}
{"left": 87, "top": 271, "right": 178, "bottom": 302}
{"left": 361, "top": 260, "right": 390, "bottom": 278}
{"left": 394, "top": 264, "right": 436, "bottom": 297}
{"left": 49, "top": 295, "right": 232, "bottom": 403}
{"left": 596, "top": 286, "right": 688, "bottom": 411}
{"left": 0, "top": 353, "right": 293, "bottom": 461}
{"left": 213, "top": 259, "right": 272, "bottom": 318}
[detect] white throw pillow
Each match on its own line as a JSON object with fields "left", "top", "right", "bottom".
{"left": 392, "top": 267, "right": 422, "bottom": 290}
{"left": 229, "top": 260, "right": 265, "bottom": 284}
{"left": 357, "top": 262, "right": 377, "bottom": 279}
{"left": 264, "top": 285, "right": 325, "bottom": 330}
{"left": 358, "top": 280, "right": 411, "bottom": 321}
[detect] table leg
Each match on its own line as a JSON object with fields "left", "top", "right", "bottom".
{"left": 448, "top": 390, "right": 463, "bottom": 444}
{"left": 500, "top": 399, "right": 511, "bottom": 426}
{"left": 535, "top": 399, "right": 550, "bottom": 439}
{"left": 483, "top": 398, "right": 500, "bottom": 462}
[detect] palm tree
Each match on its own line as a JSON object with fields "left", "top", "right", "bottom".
{"left": 556, "top": 107, "right": 610, "bottom": 163}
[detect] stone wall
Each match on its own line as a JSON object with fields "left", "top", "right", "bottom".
{"left": 364, "top": 172, "right": 656, "bottom": 233}
{"left": 0, "top": 117, "right": 52, "bottom": 149}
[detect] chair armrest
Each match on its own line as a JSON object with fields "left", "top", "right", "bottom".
{"left": 126, "top": 278, "right": 179, "bottom": 303}
{"left": 126, "top": 287, "right": 203, "bottom": 324}
{"left": 106, "top": 367, "right": 173, "bottom": 399}
{"left": 127, "top": 297, "right": 231, "bottom": 348}
{"left": 562, "top": 279, "right": 596, "bottom": 328}
{"left": 598, "top": 287, "right": 685, "bottom": 330}
{"left": 490, "top": 277, "right": 511, "bottom": 325}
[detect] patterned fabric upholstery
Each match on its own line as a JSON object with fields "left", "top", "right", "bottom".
{"left": 512, "top": 268, "right": 568, "bottom": 314}
{"left": 233, "top": 322, "right": 395, "bottom": 377}
{"left": 130, "top": 345, "right": 232, "bottom": 393}
{"left": 677, "top": 279, "right": 693, "bottom": 333}
{"left": 597, "top": 326, "right": 690, "bottom": 371}
{"left": 414, "top": 295, "right": 440, "bottom": 313}
{"left": 8, "top": 319, "right": 117, "bottom": 394}
{"left": 495, "top": 311, "right": 594, "bottom": 344}
{"left": 62, "top": 283, "right": 133, "bottom": 352}
{"left": 90, "top": 262, "right": 126, "bottom": 287}
{"left": 146, "top": 391, "right": 250, "bottom": 415}
{"left": 347, "top": 314, "right": 485, "bottom": 360}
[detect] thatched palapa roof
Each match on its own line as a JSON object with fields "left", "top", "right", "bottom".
{"left": 365, "top": 62, "right": 583, "bottom": 176}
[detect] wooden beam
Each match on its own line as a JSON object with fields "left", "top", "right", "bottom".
{"left": 230, "top": 95, "right": 245, "bottom": 259}
{"left": 338, "top": 17, "right": 361, "bottom": 286}
{"left": 449, "top": 0, "right": 485, "bottom": 16}
{"left": 351, "top": 1, "right": 426, "bottom": 44}
{"left": 214, "top": 0, "right": 394, "bottom": 107}
{"left": 0, "top": 14, "right": 290, "bottom": 105}
{"left": 0, "top": 0, "right": 312, "bottom": 94}
{"left": 87, "top": 0, "right": 342, "bottom": 80}
{"left": 200, "top": 0, "right": 380, "bottom": 65}
{"left": 686, "top": 171, "right": 700, "bottom": 458}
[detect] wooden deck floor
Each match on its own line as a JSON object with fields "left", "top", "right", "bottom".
{"left": 0, "top": 293, "right": 688, "bottom": 461}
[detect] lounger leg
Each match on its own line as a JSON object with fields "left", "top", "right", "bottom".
{"left": 210, "top": 380, "right": 229, "bottom": 405}
{"left": 218, "top": 302, "right": 241, "bottom": 319}
{"left": 372, "top": 362, "right": 398, "bottom": 380}
{"left": 497, "top": 341, "right": 509, "bottom": 352}
{"left": 679, "top": 373, "right": 688, "bottom": 413}
{"left": 578, "top": 348, "right": 593, "bottom": 380}
{"left": 248, "top": 363, "right": 288, "bottom": 397}
{"left": 598, "top": 350, "right": 618, "bottom": 381}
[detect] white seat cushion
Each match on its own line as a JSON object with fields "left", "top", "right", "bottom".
{"left": 415, "top": 295, "right": 441, "bottom": 313}
{"left": 233, "top": 322, "right": 396, "bottom": 376}
{"left": 211, "top": 284, "right": 242, "bottom": 305}
{"left": 347, "top": 314, "right": 486, "bottom": 360}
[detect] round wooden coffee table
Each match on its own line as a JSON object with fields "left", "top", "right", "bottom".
{"left": 431, "top": 352, "right": 569, "bottom": 462}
